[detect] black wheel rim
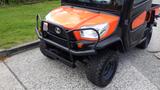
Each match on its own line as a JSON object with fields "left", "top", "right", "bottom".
{"left": 102, "top": 60, "right": 116, "bottom": 81}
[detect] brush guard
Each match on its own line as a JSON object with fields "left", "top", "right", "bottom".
{"left": 35, "top": 15, "right": 100, "bottom": 67}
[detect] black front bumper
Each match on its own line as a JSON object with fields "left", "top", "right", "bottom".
{"left": 35, "top": 15, "right": 101, "bottom": 56}
{"left": 36, "top": 22, "right": 99, "bottom": 68}
{"left": 36, "top": 28, "right": 98, "bottom": 56}
{"left": 40, "top": 40, "right": 77, "bottom": 67}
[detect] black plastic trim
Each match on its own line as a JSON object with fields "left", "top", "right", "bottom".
{"left": 42, "top": 47, "right": 76, "bottom": 68}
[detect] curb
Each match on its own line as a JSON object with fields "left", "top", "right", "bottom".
{"left": 0, "top": 40, "right": 40, "bottom": 60}
{"left": 147, "top": 50, "right": 160, "bottom": 53}
{"left": 155, "top": 52, "right": 160, "bottom": 60}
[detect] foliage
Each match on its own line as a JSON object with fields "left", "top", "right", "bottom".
{"left": 0, "top": 0, "right": 54, "bottom": 6}
{"left": 0, "top": 0, "right": 60, "bottom": 49}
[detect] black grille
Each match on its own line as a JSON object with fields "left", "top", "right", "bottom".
{"left": 46, "top": 33, "right": 77, "bottom": 49}
{"left": 45, "top": 23, "right": 76, "bottom": 41}
{"left": 41, "top": 21, "right": 77, "bottom": 49}
{"left": 48, "top": 23, "right": 67, "bottom": 39}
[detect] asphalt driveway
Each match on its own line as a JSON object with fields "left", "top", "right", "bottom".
{"left": 0, "top": 1, "right": 160, "bottom": 90}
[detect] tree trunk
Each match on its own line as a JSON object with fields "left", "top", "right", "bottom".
{"left": 5, "top": 0, "right": 9, "bottom": 4}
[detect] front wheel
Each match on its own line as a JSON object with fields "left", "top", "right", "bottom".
{"left": 86, "top": 50, "right": 119, "bottom": 87}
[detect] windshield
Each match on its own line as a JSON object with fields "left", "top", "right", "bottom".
{"left": 62, "top": 0, "right": 124, "bottom": 11}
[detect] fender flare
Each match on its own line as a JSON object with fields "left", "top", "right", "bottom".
{"left": 96, "top": 35, "right": 125, "bottom": 52}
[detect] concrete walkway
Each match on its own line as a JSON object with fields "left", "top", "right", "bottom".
{"left": 0, "top": 62, "right": 24, "bottom": 90}
{"left": 1, "top": 46, "right": 160, "bottom": 90}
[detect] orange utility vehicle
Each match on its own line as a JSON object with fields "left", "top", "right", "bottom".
{"left": 36, "top": 0, "right": 160, "bottom": 87}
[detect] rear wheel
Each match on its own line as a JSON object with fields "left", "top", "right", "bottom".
{"left": 86, "top": 50, "right": 118, "bottom": 87}
{"left": 136, "top": 31, "right": 152, "bottom": 49}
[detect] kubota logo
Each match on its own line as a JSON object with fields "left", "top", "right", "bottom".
{"left": 55, "top": 27, "right": 61, "bottom": 34}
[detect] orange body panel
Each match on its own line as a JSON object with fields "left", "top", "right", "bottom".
{"left": 132, "top": 11, "right": 147, "bottom": 30}
{"left": 155, "top": 7, "right": 160, "bottom": 15}
{"left": 46, "top": 6, "right": 120, "bottom": 40}
{"left": 74, "top": 14, "right": 119, "bottom": 40}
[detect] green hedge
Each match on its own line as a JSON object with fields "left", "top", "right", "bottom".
{"left": 0, "top": 0, "right": 53, "bottom": 5}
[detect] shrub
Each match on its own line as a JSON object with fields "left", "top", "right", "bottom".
{"left": 0, "top": 0, "right": 53, "bottom": 6}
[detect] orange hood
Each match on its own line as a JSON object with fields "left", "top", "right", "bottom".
{"left": 45, "top": 6, "right": 119, "bottom": 30}
{"left": 45, "top": 6, "right": 120, "bottom": 40}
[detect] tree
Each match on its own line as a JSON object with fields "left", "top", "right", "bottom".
{"left": 5, "top": 0, "right": 9, "bottom": 4}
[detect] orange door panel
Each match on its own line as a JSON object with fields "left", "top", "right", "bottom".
{"left": 132, "top": 11, "right": 147, "bottom": 30}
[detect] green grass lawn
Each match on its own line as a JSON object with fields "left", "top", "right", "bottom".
{"left": 0, "top": 0, "right": 60, "bottom": 49}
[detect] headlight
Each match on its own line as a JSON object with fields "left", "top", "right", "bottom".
{"left": 43, "top": 22, "right": 48, "bottom": 31}
{"left": 80, "top": 23, "right": 109, "bottom": 39}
